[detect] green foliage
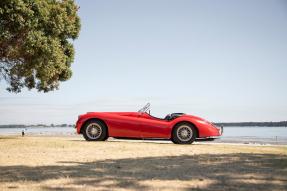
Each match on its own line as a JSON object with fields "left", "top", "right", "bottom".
{"left": 0, "top": 0, "right": 80, "bottom": 92}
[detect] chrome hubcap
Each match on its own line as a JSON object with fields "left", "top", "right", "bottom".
{"left": 86, "top": 123, "right": 102, "bottom": 139}
{"left": 177, "top": 125, "right": 193, "bottom": 142}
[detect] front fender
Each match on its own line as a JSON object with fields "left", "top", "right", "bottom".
{"left": 170, "top": 116, "right": 221, "bottom": 138}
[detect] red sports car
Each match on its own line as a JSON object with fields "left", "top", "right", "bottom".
{"left": 75, "top": 103, "right": 223, "bottom": 144}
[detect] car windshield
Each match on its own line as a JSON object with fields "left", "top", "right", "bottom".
{"left": 138, "top": 103, "right": 150, "bottom": 113}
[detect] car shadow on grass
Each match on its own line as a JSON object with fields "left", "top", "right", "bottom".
{"left": 0, "top": 153, "right": 286, "bottom": 191}
{"left": 0, "top": 136, "right": 19, "bottom": 140}
{"left": 69, "top": 138, "right": 174, "bottom": 144}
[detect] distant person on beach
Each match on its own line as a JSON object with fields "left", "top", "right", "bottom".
{"left": 22, "top": 130, "right": 25, "bottom": 137}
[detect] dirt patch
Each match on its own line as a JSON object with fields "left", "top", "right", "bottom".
{"left": 0, "top": 136, "right": 286, "bottom": 190}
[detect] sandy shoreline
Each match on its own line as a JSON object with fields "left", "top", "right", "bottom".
{"left": 0, "top": 136, "right": 286, "bottom": 191}
{"left": 1, "top": 126, "right": 287, "bottom": 145}
{"left": 2, "top": 132, "right": 287, "bottom": 146}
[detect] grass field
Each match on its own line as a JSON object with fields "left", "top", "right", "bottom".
{"left": 0, "top": 136, "right": 286, "bottom": 191}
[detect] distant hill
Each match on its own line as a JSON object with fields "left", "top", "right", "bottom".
{"left": 0, "top": 124, "right": 75, "bottom": 128}
{"left": 0, "top": 121, "right": 286, "bottom": 128}
{"left": 214, "top": 121, "right": 287, "bottom": 127}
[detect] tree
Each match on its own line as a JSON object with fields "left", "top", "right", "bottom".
{"left": 0, "top": 0, "right": 80, "bottom": 92}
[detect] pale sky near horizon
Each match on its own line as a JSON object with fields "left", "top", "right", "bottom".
{"left": 1, "top": 0, "right": 287, "bottom": 124}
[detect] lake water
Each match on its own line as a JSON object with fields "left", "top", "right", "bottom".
{"left": 0, "top": 127, "right": 75, "bottom": 136}
{"left": 0, "top": 126, "right": 286, "bottom": 145}
{"left": 216, "top": 126, "right": 287, "bottom": 145}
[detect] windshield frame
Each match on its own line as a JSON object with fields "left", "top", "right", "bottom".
{"left": 138, "top": 103, "right": 150, "bottom": 113}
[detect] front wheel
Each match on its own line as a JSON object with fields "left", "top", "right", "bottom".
{"left": 171, "top": 123, "right": 197, "bottom": 144}
{"left": 82, "top": 120, "right": 108, "bottom": 141}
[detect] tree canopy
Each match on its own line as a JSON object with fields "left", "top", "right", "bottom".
{"left": 0, "top": 0, "right": 80, "bottom": 92}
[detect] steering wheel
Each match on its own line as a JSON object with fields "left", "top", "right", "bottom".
{"left": 164, "top": 113, "right": 172, "bottom": 120}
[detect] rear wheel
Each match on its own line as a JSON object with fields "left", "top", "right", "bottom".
{"left": 82, "top": 120, "right": 108, "bottom": 141}
{"left": 171, "top": 122, "right": 197, "bottom": 144}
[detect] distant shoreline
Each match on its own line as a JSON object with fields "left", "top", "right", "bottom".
{"left": 0, "top": 121, "right": 286, "bottom": 128}
{"left": 214, "top": 121, "right": 287, "bottom": 127}
{"left": 0, "top": 124, "right": 75, "bottom": 128}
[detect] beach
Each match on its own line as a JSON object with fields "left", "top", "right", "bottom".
{"left": 0, "top": 135, "right": 286, "bottom": 191}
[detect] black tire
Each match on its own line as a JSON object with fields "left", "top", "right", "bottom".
{"left": 171, "top": 122, "right": 197, "bottom": 144}
{"left": 82, "top": 119, "right": 108, "bottom": 141}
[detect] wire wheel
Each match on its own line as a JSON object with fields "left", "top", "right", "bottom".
{"left": 86, "top": 123, "right": 102, "bottom": 140}
{"left": 176, "top": 125, "right": 193, "bottom": 142}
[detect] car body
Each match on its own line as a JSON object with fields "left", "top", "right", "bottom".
{"left": 75, "top": 103, "right": 223, "bottom": 144}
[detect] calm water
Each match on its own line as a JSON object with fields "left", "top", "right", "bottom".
{"left": 217, "top": 126, "right": 287, "bottom": 144}
{"left": 0, "top": 127, "right": 75, "bottom": 135}
{"left": 0, "top": 126, "right": 286, "bottom": 144}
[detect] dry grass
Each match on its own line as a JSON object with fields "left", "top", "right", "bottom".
{"left": 0, "top": 136, "right": 286, "bottom": 191}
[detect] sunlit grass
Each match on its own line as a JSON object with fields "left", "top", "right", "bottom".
{"left": 0, "top": 136, "right": 286, "bottom": 190}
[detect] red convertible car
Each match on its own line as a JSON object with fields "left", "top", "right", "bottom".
{"left": 75, "top": 103, "right": 223, "bottom": 144}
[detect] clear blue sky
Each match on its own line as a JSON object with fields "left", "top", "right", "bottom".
{"left": 1, "top": 0, "right": 287, "bottom": 124}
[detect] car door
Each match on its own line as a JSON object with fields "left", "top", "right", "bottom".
{"left": 137, "top": 113, "right": 170, "bottom": 138}
{"left": 106, "top": 112, "right": 142, "bottom": 138}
